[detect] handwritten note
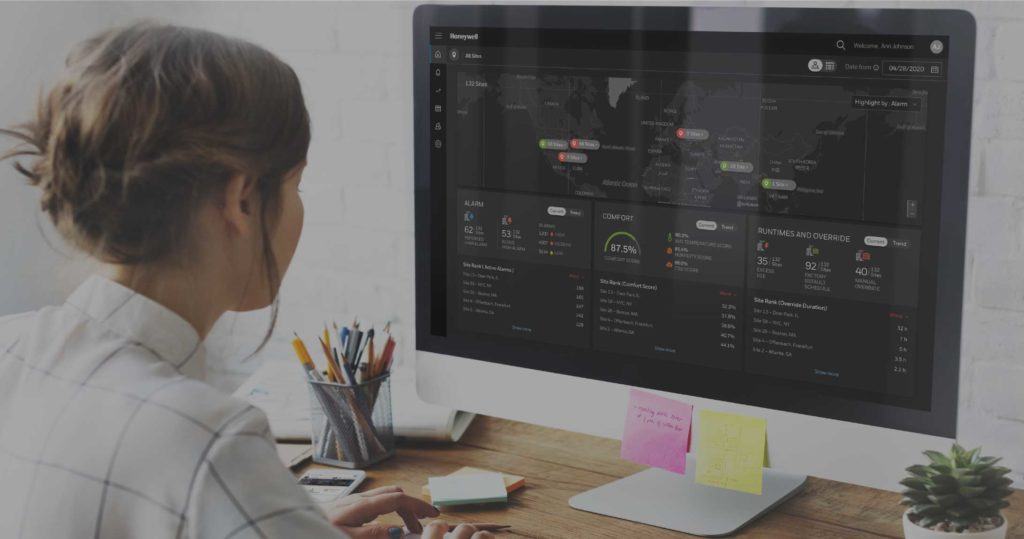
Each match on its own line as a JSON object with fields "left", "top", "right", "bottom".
{"left": 695, "top": 409, "right": 767, "bottom": 495}
{"left": 620, "top": 389, "right": 693, "bottom": 474}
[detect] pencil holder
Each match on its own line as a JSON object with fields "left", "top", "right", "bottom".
{"left": 307, "top": 373, "right": 394, "bottom": 468}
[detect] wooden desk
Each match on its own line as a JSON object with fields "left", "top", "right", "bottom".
{"left": 302, "top": 416, "right": 1024, "bottom": 538}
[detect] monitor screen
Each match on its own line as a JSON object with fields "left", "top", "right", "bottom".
{"left": 415, "top": 7, "right": 974, "bottom": 437}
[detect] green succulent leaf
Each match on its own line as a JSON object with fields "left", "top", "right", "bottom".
{"left": 909, "top": 504, "right": 946, "bottom": 517}
{"left": 988, "top": 477, "right": 1014, "bottom": 490}
{"left": 958, "top": 474, "right": 982, "bottom": 487}
{"left": 900, "top": 477, "right": 929, "bottom": 490}
{"left": 977, "top": 456, "right": 1003, "bottom": 466}
{"left": 926, "top": 481, "right": 957, "bottom": 495}
{"left": 905, "top": 464, "right": 935, "bottom": 477}
{"left": 970, "top": 462, "right": 993, "bottom": 474}
{"left": 946, "top": 505, "right": 976, "bottom": 518}
{"left": 928, "top": 493, "right": 962, "bottom": 507}
{"left": 958, "top": 485, "right": 988, "bottom": 497}
{"left": 924, "top": 450, "right": 951, "bottom": 467}
{"left": 967, "top": 497, "right": 995, "bottom": 509}
{"left": 988, "top": 488, "right": 1014, "bottom": 500}
{"left": 901, "top": 490, "right": 931, "bottom": 503}
{"left": 981, "top": 466, "right": 1012, "bottom": 480}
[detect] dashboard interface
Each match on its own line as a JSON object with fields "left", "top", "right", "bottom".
{"left": 426, "top": 27, "right": 951, "bottom": 411}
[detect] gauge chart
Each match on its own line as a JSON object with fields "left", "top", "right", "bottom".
{"left": 603, "top": 230, "right": 642, "bottom": 265}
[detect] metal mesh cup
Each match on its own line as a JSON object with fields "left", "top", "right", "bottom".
{"left": 307, "top": 373, "right": 394, "bottom": 468}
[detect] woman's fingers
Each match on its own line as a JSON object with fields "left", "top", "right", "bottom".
{"left": 339, "top": 524, "right": 404, "bottom": 539}
{"left": 419, "top": 521, "right": 497, "bottom": 539}
{"left": 449, "top": 524, "right": 478, "bottom": 539}
{"left": 388, "top": 493, "right": 441, "bottom": 533}
{"left": 420, "top": 520, "right": 451, "bottom": 539}
{"left": 449, "top": 523, "right": 495, "bottom": 539}
{"left": 332, "top": 486, "right": 404, "bottom": 510}
{"left": 395, "top": 504, "right": 426, "bottom": 534}
{"left": 338, "top": 492, "right": 440, "bottom": 528}
{"left": 356, "top": 486, "right": 405, "bottom": 498}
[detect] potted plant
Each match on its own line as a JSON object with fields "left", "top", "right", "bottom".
{"left": 900, "top": 443, "right": 1013, "bottom": 538}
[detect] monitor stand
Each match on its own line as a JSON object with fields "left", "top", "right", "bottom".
{"left": 569, "top": 455, "right": 807, "bottom": 537}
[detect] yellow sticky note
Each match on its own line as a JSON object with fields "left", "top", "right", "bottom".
{"left": 695, "top": 410, "right": 767, "bottom": 495}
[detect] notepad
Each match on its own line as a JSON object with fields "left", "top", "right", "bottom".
{"left": 427, "top": 472, "right": 508, "bottom": 507}
{"left": 423, "top": 467, "right": 525, "bottom": 497}
{"left": 620, "top": 389, "right": 693, "bottom": 474}
{"left": 695, "top": 409, "right": 767, "bottom": 495}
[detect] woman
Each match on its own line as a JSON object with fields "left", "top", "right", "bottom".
{"left": 0, "top": 21, "right": 493, "bottom": 539}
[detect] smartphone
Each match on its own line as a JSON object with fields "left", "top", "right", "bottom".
{"left": 298, "top": 469, "right": 366, "bottom": 504}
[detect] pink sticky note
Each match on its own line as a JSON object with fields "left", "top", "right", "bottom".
{"left": 620, "top": 389, "right": 693, "bottom": 474}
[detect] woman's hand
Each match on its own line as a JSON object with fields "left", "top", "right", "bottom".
{"left": 327, "top": 486, "right": 440, "bottom": 538}
{"left": 421, "top": 520, "right": 496, "bottom": 539}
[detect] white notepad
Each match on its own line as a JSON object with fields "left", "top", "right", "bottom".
{"left": 427, "top": 472, "right": 508, "bottom": 507}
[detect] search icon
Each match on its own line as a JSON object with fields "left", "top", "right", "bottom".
{"left": 835, "top": 39, "right": 846, "bottom": 51}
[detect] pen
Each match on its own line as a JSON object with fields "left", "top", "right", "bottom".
{"left": 341, "top": 359, "right": 357, "bottom": 385}
{"left": 452, "top": 524, "right": 510, "bottom": 532}
{"left": 366, "top": 336, "right": 376, "bottom": 378}
{"left": 345, "top": 327, "right": 361, "bottom": 366}
{"left": 355, "top": 327, "right": 374, "bottom": 368}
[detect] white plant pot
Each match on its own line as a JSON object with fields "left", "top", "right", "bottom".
{"left": 903, "top": 511, "right": 1008, "bottom": 539}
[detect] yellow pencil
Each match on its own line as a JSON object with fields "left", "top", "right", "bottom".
{"left": 318, "top": 337, "right": 339, "bottom": 383}
{"left": 291, "top": 333, "right": 322, "bottom": 381}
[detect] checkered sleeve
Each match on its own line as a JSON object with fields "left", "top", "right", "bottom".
{"left": 185, "top": 407, "right": 348, "bottom": 539}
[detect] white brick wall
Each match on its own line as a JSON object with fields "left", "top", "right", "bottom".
{"left": 0, "top": 1, "right": 1022, "bottom": 484}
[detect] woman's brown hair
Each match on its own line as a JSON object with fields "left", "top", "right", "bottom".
{"left": 0, "top": 20, "right": 311, "bottom": 349}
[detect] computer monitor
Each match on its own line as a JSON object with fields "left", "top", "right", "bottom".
{"left": 413, "top": 5, "right": 975, "bottom": 534}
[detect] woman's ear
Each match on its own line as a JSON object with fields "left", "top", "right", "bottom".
{"left": 222, "top": 173, "right": 258, "bottom": 237}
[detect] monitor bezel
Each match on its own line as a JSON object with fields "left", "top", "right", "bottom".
{"left": 413, "top": 5, "right": 975, "bottom": 438}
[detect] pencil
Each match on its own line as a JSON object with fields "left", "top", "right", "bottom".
{"left": 318, "top": 337, "right": 339, "bottom": 383}
{"left": 381, "top": 336, "right": 396, "bottom": 373}
{"left": 292, "top": 334, "right": 323, "bottom": 381}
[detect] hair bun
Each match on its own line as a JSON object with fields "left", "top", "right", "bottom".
{"left": 1, "top": 21, "right": 310, "bottom": 266}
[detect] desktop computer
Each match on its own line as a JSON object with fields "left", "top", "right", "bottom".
{"left": 413, "top": 5, "right": 975, "bottom": 535}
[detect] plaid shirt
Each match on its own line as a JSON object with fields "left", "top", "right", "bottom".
{"left": 0, "top": 275, "right": 347, "bottom": 538}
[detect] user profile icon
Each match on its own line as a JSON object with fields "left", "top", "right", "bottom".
{"left": 807, "top": 58, "right": 823, "bottom": 72}
{"left": 930, "top": 40, "right": 944, "bottom": 54}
